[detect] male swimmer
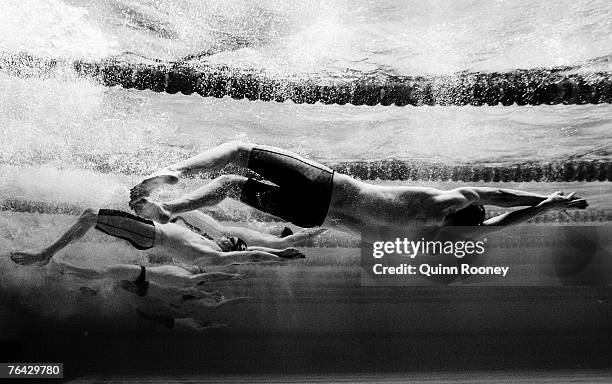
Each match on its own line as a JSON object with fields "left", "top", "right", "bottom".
{"left": 10, "top": 208, "right": 323, "bottom": 267}
{"left": 59, "top": 259, "right": 244, "bottom": 292}
{"left": 58, "top": 258, "right": 247, "bottom": 332}
{"left": 129, "top": 142, "right": 589, "bottom": 235}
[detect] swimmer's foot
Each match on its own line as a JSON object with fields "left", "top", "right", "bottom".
{"left": 130, "top": 198, "right": 172, "bottom": 224}
{"left": 10, "top": 251, "right": 51, "bottom": 266}
{"left": 129, "top": 169, "right": 181, "bottom": 203}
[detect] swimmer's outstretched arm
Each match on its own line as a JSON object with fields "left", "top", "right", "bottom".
{"left": 226, "top": 227, "right": 327, "bottom": 248}
{"left": 457, "top": 187, "right": 553, "bottom": 207}
{"left": 243, "top": 246, "right": 305, "bottom": 260}
{"left": 484, "top": 191, "right": 587, "bottom": 225}
{"left": 194, "top": 249, "right": 287, "bottom": 266}
{"left": 454, "top": 191, "right": 588, "bottom": 237}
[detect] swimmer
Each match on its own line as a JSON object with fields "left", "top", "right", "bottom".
{"left": 58, "top": 260, "right": 245, "bottom": 291}
{"left": 172, "top": 210, "right": 326, "bottom": 249}
{"left": 129, "top": 142, "right": 589, "bottom": 235}
{"left": 133, "top": 287, "right": 248, "bottom": 333}
{"left": 10, "top": 208, "right": 315, "bottom": 267}
{"left": 133, "top": 289, "right": 248, "bottom": 332}
{"left": 135, "top": 294, "right": 248, "bottom": 333}
{"left": 57, "top": 258, "right": 247, "bottom": 333}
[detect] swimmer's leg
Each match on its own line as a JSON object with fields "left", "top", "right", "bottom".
{"left": 247, "top": 246, "right": 305, "bottom": 259}
{"left": 10, "top": 208, "right": 98, "bottom": 266}
{"left": 11, "top": 209, "right": 158, "bottom": 266}
{"left": 131, "top": 175, "right": 247, "bottom": 223}
{"left": 130, "top": 141, "right": 253, "bottom": 201}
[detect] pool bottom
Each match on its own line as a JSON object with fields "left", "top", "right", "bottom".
{"left": 2, "top": 329, "right": 611, "bottom": 378}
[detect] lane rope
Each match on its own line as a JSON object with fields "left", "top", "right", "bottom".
{"left": 2, "top": 52, "right": 611, "bottom": 106}
{"left": 3, "top": 156, "right": 611, "bottom": 182}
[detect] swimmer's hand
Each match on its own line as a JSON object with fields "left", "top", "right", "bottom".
{"left": 542, "top": 191, "right": 588, "bottom": 210}
{"left": 273, "top": 247, "right": 306, "bottom": 259}
{"left": 206, "top": 250, "right": 285, "bottom": 266}
{"left": 249, "top": 251, "right": 284, "bottom": 262}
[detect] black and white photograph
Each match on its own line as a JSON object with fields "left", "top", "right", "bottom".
{"left": 1, "top": 0, "right": 611, "bottom": 382}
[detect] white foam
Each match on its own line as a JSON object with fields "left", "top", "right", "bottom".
{"left": 0, "top": 0, "right": 117, "bottom": 59}
{"left": 0, "top": 166, "right": 129, "bottom": 209}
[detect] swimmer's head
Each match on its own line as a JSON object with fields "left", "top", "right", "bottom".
{"left": 216, "top": 236, "right": 248, "bottom": 252}
{"left": 444, "top": 205, "right": 486, "bottom": 226}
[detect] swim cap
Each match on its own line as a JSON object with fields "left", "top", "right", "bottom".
{"left": 233, "top": 237, "right": 248, "bottom": 251}
{"left": 217, "top": 236, "right": 249, "bottom": 252}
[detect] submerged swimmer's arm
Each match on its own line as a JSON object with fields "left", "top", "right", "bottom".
{"left": 456, "top": 191, "right": 589, "bottom": 237}
{"left": 223, "top": 226, "right": 327, "bottom": 248}
{"left": 457, "top": 187, "right": 550, "bottom": 207}
{"left": 218, "top": 225, "right": 280, "bottom": 247}
{"left": 457, "top": 205, "right": 549, "bottom": 238}
{"left": 175, "top": 211, "right": 224, "bottom": 236}
{"left": 145, "top": 265, "right": 199, "bottom": 287}
{"left": 60, "top": 261, "right": 140, "bottom": 280}
{"left": 174, "top": 212, "right": 285, "bottom": 246}
{"left": 246, "top": 246, "right": 305, "bottom": 259}
{"left": 194, "top": 249, "right": 282, "bottom": 266}
{"left": 147, "top": 265, "right": 244, "bottom": 287}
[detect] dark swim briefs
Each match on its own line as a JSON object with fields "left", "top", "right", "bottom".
{"left": 95, "top": 209, "right": 156, "bottom": 250}
{"left": 239, "top": 146, "right": 334, "bottom": 228}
